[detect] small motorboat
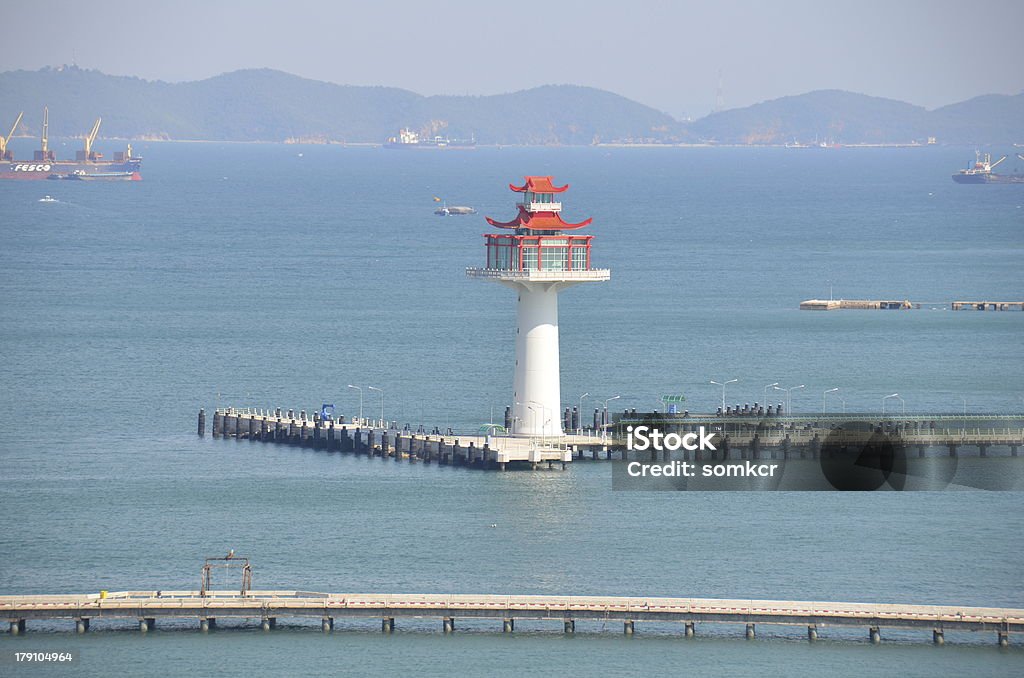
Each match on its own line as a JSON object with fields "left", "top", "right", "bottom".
{"left": 38, "top": 195, "right": 57, "bottom": 203}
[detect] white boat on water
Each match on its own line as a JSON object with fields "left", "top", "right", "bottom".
{"left": 38, "top": 195, "right": 57, "bottom": 202}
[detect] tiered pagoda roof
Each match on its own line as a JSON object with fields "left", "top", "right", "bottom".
{"left": 485, "top": 175, "right": 592, "bottom": 231}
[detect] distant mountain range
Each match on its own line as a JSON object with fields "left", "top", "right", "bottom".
{"left": 0, "top": 66, "right": 1020, "bottom": 145}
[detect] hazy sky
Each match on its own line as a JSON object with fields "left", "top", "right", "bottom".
{"left": 4, "top": 0, "right": 1022, "bottom": 118}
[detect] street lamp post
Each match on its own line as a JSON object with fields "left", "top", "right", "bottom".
{"left": 823, "top": 387, "right": 839, "bottom": 414}
{"left": 578, "top": 392, "right": 589, "bottom": 435}
{"left": 775, "top": 384, "right": 804, "bottom": 415}
{"left": 710, "top": 379, "right": 738, "bottom": 412}
{"left": 347, "top": 385, "right": 363, "bottom": 424}
{"left": 764, "top": 382, "right": 779, "bottom": 405}
{"left": 836, "top": 396, "right": 846, "bottom": 414}
{"left": 529, "top": 400, "right": 550, "bottom": 437}
{"left": 603, "top": 395, "right": 621, "bottom": 442}
{"left": 882, "top": 393, "right": 899, "bottom": 417}
{"left": 368, "top": 386, "right": 384, "bottom": 428}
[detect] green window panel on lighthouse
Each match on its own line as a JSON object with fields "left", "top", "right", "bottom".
{"left": 541, "top": 246, "right": 568, "bottom": 271}
{"left": 522, "top": 246, "right": 539, "bottom": 270}
{"left": 572, "top": 247, "right": 588, "bottom": 270}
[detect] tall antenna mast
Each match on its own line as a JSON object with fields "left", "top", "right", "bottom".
{"left": 714, "top": 69, "right": 724, "bottom": 113}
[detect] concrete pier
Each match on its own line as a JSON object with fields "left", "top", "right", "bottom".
{"left": 933, "top": 628, "right": 944, "bottom": 645}
{"left": 3, "top": 591, "right": 1021, "bottom": 645}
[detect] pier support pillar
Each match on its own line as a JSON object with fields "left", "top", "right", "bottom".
{"left": 499, "top": 462, "right": 506, "bottom": 472}
{"left": 623, "top": 620, "right": 634, "bottom": 635}
{"left": 998, "top": 631, "right": 1009, "bottom": 647}
{"left": 948, "top": 444, "right": 957, "bottom": 458}
{"left": 9, "top": 619, "right": 25, "bottom": 635}
{"left": 261, "top": 618, "right": 277, "bottom": 632}
{"left": 75, "top": 618, "right": 90, "bottom": 634}
{"left": 564, "top": 619, "right": 575, "bottom": 634}
{"left": 139, "top": 618, "right": 155, "bottom": 633}
{"left": 200, "top": 618, "right": 211, "bottom": 633}
{"left": 503, "top": 618, "right": 514, "bottom": 633}
{"left": 382, "top": 617, "right": 394, "bottom": 634}
{"left": 869, "top": 626, "right": 881, "bottom": 644}
{"left": 212, "top": 410, "right": 222, "bottom": 437}
{"left": 932, "top": 629, "right": 944, "bottom": 645}
{"left": 807, "top": 625, "right": 817, "bottom": 642}
{"left": 746, "top": 623, "right": 756, "bottom": 640}
{"left": 685, "top": 622, "right": 695, "bottom": 638}
{"left": 321, "top": 617, "right": 334, "bottom": 633}
{"left": 443, "top": 617, "right": 454, "bottom": 634}
{"left": 1011, "top": 446, "right": 1018, "bottom": 457}
{"left": 198, "top": 409, "right": 205, "bottom": 436}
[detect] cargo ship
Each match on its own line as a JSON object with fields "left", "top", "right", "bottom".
{"left": 952, "top": 151, "right": 1024, "bottom": 184}
{"left": 384, "top": 127, "right": 476, "bottom": 149}
{"left": 0, "top": 108, "right": 142, "bottom": 180}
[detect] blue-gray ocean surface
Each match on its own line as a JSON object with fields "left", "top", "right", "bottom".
{"left": 1, "top": 141, "right": 1022, "bottom": 677}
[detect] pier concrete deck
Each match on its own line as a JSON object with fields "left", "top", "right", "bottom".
{"left": 3, "top": 591, "right": 1020, "bottom": 644}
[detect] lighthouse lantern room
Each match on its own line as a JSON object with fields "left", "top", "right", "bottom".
{"left": 467, "top": 176, "right": 610, "bottom": 438}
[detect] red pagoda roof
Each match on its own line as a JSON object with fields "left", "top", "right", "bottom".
{"left": 509, "top": 176, "right": 569, "bottom": 193}
{"left": 486, "top": 205, "right": 592, "bottom": 231}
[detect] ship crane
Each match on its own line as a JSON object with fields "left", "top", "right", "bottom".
{"left": 989, "top": 155, "right": 1007, "bottom": 169}
{"left": 83, "top": 117, "right": 102, "bottom": 161}
{"left": 0, "top": 111, "right": 23, "bottom": 160}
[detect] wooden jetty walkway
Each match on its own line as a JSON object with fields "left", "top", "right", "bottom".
{"left": 3, "top": 591, "right": 1020, "bottom": 646}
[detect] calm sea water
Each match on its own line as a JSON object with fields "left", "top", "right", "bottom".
{"left": 1, "top": 141, "right": 1022, "bottom": 676}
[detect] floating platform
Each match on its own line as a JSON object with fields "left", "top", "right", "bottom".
{"left": 952, "top": 301, "right": 1024, "bottom": 311}
{"left": 800, "top": 299, "right": 914, "bottom": 310}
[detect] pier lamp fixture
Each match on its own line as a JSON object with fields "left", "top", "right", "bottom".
{"left": 775, "top": 384, "right": 805, "bottom": 415}
{"left": 823, "top": 387, "right": 840, "bottom": 414}
{"left": 764, "top": 382, "right": 779, "bottom": 404}
{"left": 529, "top": 400, "right": 551, "bottom": 437}
{"left": 836, "top": 395, "right": 846, "bottom": 414}
{"left": 578, "top": 393, "right": 589, "bottom": 435}
{"left": 347, "top": 385, "right": 363, "bottom": 424}
{"left": 710, "top": 379, "right": 738, "bottom": 412}
{"left": 961, "top": 396, "right": 968, "bottom": 438}
{"left": 368, "top": 386, "right": 384, "bottom": 428}
{"left": 603, "top": 395, "right": 621, "bottom": 442}
{"left": 882, "top": 393, "right": 901, "bottom": 417}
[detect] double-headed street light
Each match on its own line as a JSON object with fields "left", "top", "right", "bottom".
{"left": 603, "top": 395, "right": 621, "bottom": 442}
{"left": 775, "top": 384, "right": 805, "bottom": 415}
{"left": 368, "top": 386, "right": 384, "bottom": 427}
{"left": 823, "top": 387, "right": 839, "bottom": 414}
{"left": 710, "top": 379, "right": 738, "bottom": 411}
{"left": 347, "top": 384, "right": 362, "bottom": 424}
{"left": 882, "top": 393, "right": 904, "bottom": 417}
{"left": 764, "top": 382, "right": 779, "bottom": 405}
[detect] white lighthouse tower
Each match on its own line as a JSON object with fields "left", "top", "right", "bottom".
{"left": 467, "top": 176, "right": 610, "bottom": 437}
